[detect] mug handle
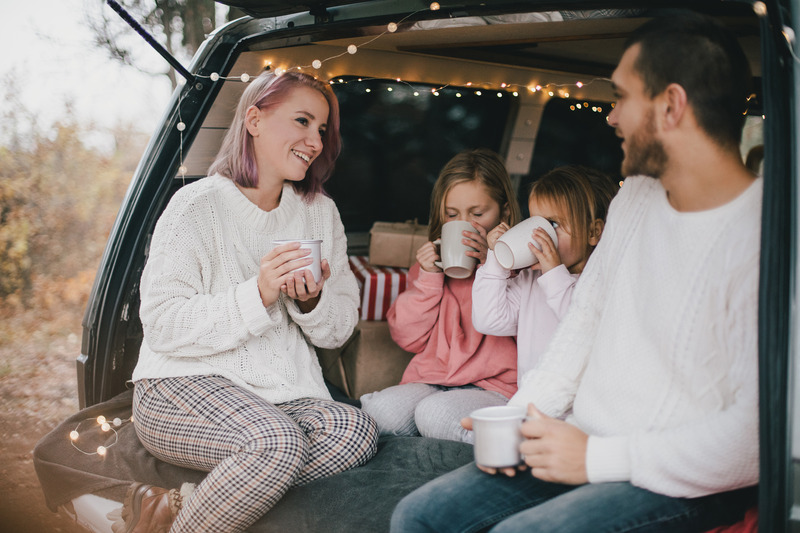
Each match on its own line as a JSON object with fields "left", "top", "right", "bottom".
{"left": 433, "top": 238, "right": 442, "bottom": 270}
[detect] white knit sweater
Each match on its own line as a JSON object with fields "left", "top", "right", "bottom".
{"left": 133, "top": 175, "right": 360, "bottom": 404}
{"left": 509, "top": 175, "right": 762, "bottom": 498}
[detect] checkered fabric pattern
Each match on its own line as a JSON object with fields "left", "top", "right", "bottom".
{"left": 132, "top": 375, "right": 378, "bottom": 532}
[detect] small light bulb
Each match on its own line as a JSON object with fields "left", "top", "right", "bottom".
{"left": 475, "top": 91, "right": 482, "bottom": 96}
{"left": 97, "top": 446, "right": 107, "bottom": 456}
{"left": 456, "top": 92, "right": 462, "bottom": 98}
{"left": 430, "top": 2, "right": 440, "bottom": 10}
{"left": 497, "top": 92, "right": 503, "bottom": 98}
{"left": 179, "top": 165, "right": 188, "bottom": 176}
{"left": 210, "top": 72, "right": 220, "bottom": 81}
{"left": 366, "top": 88, "right": 371, "bottom": 93}
{"left": 548, "top": 91, "right": 554, "bottom": 97}
{"left": 177, "top": 122, "right": 186, "bottom": 132}
{"left": 97, "top": 416, "right": 106, "bottom": 425}
{"left": 753, "top": 1, "right": 767, "bottom": 16}
{"left": 101, "top": 423, "right": 110, "bottom": 432}
{"left": 70, "top": 430, "right": 79, "bottom": 441}
{"left": 576, "top": 81, "right": 583, "bottom": 88}
{"left": 564, "top": 92, "right": 570, "bottom": 98}
{"left": 347, "top": 44, "right": 358, "bottom": 54}
{"left": 512, "top": 92, "right": 519, "bottom": 97}
{"left": 113, "top": 418, "right": 122, "bottom": 427}
{"left": 312, "top": 59, "right": 322, "bottom": 69}
{"left": 413, "top": 91, "right": 419, "bottom": 96}
{"left": 387, "top": 22, "right": 398, "bottom": 33}
{"left": 240, "top": 73, "right": 251, "bottom": 82}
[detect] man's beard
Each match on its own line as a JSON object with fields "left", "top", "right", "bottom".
{"left": 620, "top": 110, "right": 668, "bottom": 179}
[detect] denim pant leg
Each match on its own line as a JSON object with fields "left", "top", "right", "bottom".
{"left": 390, "top": 462, "right": 574, "bottom": 533}
{"left": 489, "top": 482, "right": 757, "bottom": 533}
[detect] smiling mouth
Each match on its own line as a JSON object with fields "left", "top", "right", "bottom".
{"left": 292, "top": 149, "right": 311, "bottom": 164}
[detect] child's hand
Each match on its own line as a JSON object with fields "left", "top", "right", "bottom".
{"left": 487, "top": 223, "right": 509, "bottom": 251}
{"left": 417, "top": 241, "right": 442, "bottom": 273}
{"left": 464, "top": 221, "right": 490, "bottom": 265}
{"left": 530, "top": 228, "right": 561, "bottom": 274}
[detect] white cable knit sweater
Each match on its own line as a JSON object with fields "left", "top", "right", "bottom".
{"left": 509, "top": 175, "right": 762, "bottom": 498}
{"left": 133, "top": 175, "right": 360, "bottom": 404}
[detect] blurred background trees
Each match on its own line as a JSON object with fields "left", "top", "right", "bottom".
{"left": 89, "top": 0, "right": 244, "bottom": 88}
{"left": 0, "top": 76, "right": 147, "bottom": 339}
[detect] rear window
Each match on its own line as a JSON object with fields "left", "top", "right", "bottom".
{"left": 327, "top": 76, "right": 514, "bottom": 234}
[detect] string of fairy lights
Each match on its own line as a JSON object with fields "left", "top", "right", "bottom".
{"left": 76, "top": 1, "right": 778, "bottom": 458}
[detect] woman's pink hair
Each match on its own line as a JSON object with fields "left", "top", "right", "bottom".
{"left": 208, "top": 70, "right": 341, "bottom": 199}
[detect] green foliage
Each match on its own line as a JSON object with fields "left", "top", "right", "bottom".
{"left": 0, "top": 79, "right": 147, "bottom": 320}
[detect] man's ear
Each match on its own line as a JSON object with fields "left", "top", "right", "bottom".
{"left": 588, "top": 219, "right": 605, "bottom": 246}
{"left": 661, "top": 83, "right": 688, "bottom": 131}
{"left": 245, "top": 105, "right": 261, "bottom": 137}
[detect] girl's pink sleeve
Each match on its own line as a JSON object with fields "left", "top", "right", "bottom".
{"left": 386, "top": 264, "right": 445, "bottom": 353}
{"left": 537, "top": 264, "right": 580, "bottom": 319}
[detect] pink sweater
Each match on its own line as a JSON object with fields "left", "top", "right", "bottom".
{"left": 387, "top": 263, "right": 518, "bottom": 398}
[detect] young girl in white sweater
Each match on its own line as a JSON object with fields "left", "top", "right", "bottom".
{"left": 116, "top": 71, "right": 378, "bottom": 533}
{"left": 472, "top": 165, "right": 618, "bottom": 381}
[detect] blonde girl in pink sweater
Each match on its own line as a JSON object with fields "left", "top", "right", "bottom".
{"left": 360, "top": 148, "right": 521, "bottom": 443}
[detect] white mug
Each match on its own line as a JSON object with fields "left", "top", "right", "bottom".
{"left": 272, "top": 239, "right": 323, "bottom": 283}
{"left": 434, "top": 220, "right": 479, "bottom": 279}
{"left": 470, "top": 405, "right": 527, "bottom": 468}
{"left": 494, "top": 216, "right": 558, "bottom": 270}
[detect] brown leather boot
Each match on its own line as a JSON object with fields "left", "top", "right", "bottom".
{"left": 114, "top": 483, "right": 183, "bottom": 533}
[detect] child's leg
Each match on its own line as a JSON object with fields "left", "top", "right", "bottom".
{"left": 360, "top": 383, "right": 441, "bottom": 436}
{"left": 415, "top": 386, "right": 508, "bottom": 443}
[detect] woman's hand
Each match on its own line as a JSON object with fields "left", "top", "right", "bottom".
{"left": 486, "top": 222, "right": 510, "bottom": 251}
{"left": 464, "top": 221, "right": 490, "bottom": 265}
{"left": 285, "top": 259, "right": 331, "bottom": 313}
{"left": 257, "top": 242, "right": 314, "bottom": 308}
{"left": 530, "top": 228, "right": 561, "bottom": 274}
{"left": 417, "top": 241, "right": 442, "bottom": 273}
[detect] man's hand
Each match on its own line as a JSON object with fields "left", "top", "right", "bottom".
{"left": 520, "top": 404, "right": 589, "bottom": 485}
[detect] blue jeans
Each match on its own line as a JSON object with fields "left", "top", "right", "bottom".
{"left": 390, "top": 462, "right": 756, "bottom": 533}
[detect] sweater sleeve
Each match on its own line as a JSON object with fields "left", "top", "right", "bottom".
{"left": 287, "top": 202, "right": 360, "bottom": 349}
{"left": 586, "top": 259, "right": 759, "bottom": 497}
{"left": 386, "top": 264, "right": 445, "bottom": 353}
{"left": 471, "top": 251, "right": 522, "bottom": 336}
{"left": 509, "top": 193, "right": 618, "bottom": 416}
{"left": 139, "top": 197, "right": 280, "bottom": 358}
{"left": 537, "top": 264, "right": 579, "bottom": 319}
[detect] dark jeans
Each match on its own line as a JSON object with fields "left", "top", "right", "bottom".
{"left": 390, "top": 462, "right": 756, "bottom": 533}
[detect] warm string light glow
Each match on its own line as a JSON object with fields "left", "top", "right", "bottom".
{"left": 69, "top": 415, "right": 132, "bottom": 457}
{"left": 177, "top": 2, "right": 615, "bottom": 176}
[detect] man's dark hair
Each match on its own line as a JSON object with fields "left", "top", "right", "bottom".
{"left": 624, "top": 11, "right": 753, "bottom": 150}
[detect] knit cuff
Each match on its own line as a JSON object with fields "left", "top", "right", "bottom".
{"left": 586, "top": 435, "right": 632, "bottom": 484}
{"left": 481, "top": 250, "right": 511, "bottom": 276}
{"left": 537, "top": 264, "right": 571, "bottom": 292}
{"left": 236, "top": 277, "right": 277, "bottom": 335}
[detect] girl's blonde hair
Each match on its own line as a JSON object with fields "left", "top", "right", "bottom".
{"left": 528, "top": 165, "right": 618, "bottom": 252}
{"left": 428, "top": 148, "right": 521, "bottom": 241}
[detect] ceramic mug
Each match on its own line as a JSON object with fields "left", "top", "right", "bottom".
{"left": 470, "top": 405, "right": 527, "bottom": 468}
{"left": 494, "top": 215, "right": 558, "bottom": 270}
{"left": 434, "top": 220, "right": 479, "bottom": 279}
{"left": 272, "top": 239, "right": 323, "bottom": 283}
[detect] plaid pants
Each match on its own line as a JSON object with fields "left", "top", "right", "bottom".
{"left": 132, "top": 375, "right": 378, "bottom": 532}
